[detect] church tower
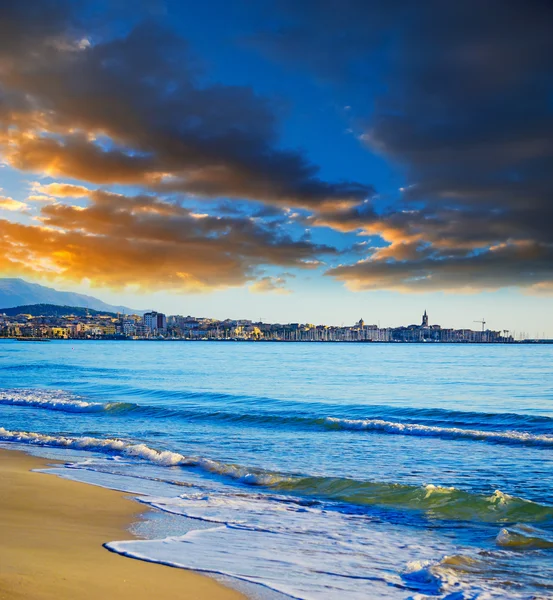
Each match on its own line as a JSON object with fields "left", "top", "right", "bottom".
{"left": 422, "top": 310, "right": 429, "bottom": 327}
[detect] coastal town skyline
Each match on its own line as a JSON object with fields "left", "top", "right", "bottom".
{"left": 35, "top": 281, "right": 553, "bottom": 338}
{"left": 0, "top": 277, "right": 549, "bottom": 339}
{"left": 3, "top": 304, "right": 545, "bottom": 342}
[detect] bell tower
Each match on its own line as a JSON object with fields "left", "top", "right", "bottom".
{"left": 422, "top": 310, "right": 429, "bottom": 327}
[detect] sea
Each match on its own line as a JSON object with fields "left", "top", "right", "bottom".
{"left": 1, "top": 339, "right": 552, "bottom": 599}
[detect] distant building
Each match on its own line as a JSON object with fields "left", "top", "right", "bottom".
{"left": 143, "top": 311, "right": 167, "bottom": 333}
{"left": 422, "top": 310, "right": 429, "bottom": 327}
{"left": 122, "top": 320, "right": 136, "bottom": 337}
{"left": 135, "top": 323, "right": 150, "bottom": 337}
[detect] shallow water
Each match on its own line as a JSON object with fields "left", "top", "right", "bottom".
{"left": 1, "top": 340, "right": 552, "bottom": 598}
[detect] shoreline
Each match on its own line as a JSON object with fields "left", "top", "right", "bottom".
{"left": 4, "top": 337, "right": 537, "bottom": 344}
{"left": 0, "top": 447, "right": 243, "bottom": 600}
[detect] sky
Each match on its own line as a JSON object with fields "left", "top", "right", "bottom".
{"left": 0, "top": 0, "right": 552, "bottom": 336}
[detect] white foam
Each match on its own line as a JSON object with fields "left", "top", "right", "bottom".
{"left": 140, "top": 492, "right": 325, "bottom": 534}
{"left": 324, "top": 417, "right": 553, "bottom": 446}
{"left": 107, "top": 489, "right": 525, "bottom": 600}
{"left": 0, "top": 389, "right": 104, "bottom": 412}
{"left": 146, "top": 493, "right": 531, "bottom": 598}
{"left": 0, "top": 427, "right": 187, "bottom": 465}
{"left": 0, "top": 426, "right": 293, "bottom": 487}
{"left": 106, "top": 515, "right": 432, "bottom": 599}
{"left": 4, "top": 426, "right": 552, "bottom": 534}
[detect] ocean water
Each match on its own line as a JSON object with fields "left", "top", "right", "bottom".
{"left": 1, "top": 339, "right": 553, "bottom": 599}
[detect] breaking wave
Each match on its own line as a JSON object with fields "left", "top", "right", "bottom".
{"left": 274, "top": 477, "right": 553, "bottom": 523}
{"left": 323, "top": 417, "right": 553, "bottom": 447}
{"left": 1, "top": 426, "right": 552, "bottom": 523}
{"left": 2, "top": 388, "right": 553, "bottom": 448}
{"left": 496, "top": 523, "right": 553, "bottom": 549}
{"left": 0, "top": 390, "right": 135, "bottom": 413}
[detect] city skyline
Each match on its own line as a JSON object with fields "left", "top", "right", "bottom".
{"left": 1, "top": 306, "right": 526, "bottom": 342}
{"left": 1, "top": 2, "right": 552, "bottom": 335}
{"left": 52, "top": 283, "right": 553, "bottom": 338}
{"left": 0, "top": 277, "right": 546, "bottom": 338}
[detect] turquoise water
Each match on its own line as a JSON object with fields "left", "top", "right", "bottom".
{"left": 1, "top": 340, "right": 552, "bottom": 598}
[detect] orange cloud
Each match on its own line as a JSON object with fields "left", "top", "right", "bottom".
{"left": 31, "top": 182, "right": 91, "bottom": 198}
{"left": 5, "top": 135, "right": 159, "bottom": 185}
{"left": 0, "top": 192, "right": 336, "bottom": 291}
{"left": 0, "top": 197, "right": 28, "bottom": 211}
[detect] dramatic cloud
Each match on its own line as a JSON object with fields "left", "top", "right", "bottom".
{"left": 328, "top": 242, "right": 553, "bottom": 293}
{"left": 0, "top": 189, "right": 335, "bottom": 291}
{"left": 257, "top": 0, "right": 553, "bottom": 292}
{"left": 1, "top": 0, "right": 551, "bottom": 296}
{"left": 0, "top": 1, "right": 370, "bottom": 210}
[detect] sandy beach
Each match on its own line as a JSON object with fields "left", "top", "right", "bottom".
{"left": 0, "top": 448, "right": 243, "bottom": 600}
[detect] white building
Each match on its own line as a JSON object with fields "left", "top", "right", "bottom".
{"left": 143, "top": 311, "right": 167, "bottom": 333}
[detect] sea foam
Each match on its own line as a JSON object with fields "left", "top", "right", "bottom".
{"left": 105, "top": 492, "right": 443, "bottom": 600}
{"left": 2, "top": 427, "right": 552, "bottom": 523}
{"left": 0, "top": 427, "right": 187, "bottom": 465}
{"left": 4, "top": 387, "right": 552, "bottom": 451}
{"left": 0, "top": 389, "right": 132, "bottom": 413}
{"left": 105, "top": 490, "right": 529, "bottom": 600}
{"left": 323, "top": 416, "right": 553, "bottom": 446}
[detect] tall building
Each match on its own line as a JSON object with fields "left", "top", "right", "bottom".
{"left": 422, "top": 310, "right": 429, "bottom": 327}
{"left": 143, "top": 311, "right": 167, "bottom": 333}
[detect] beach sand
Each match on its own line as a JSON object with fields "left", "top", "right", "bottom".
{"left": 0, "top": 448, "right": 244, "bottom": 600}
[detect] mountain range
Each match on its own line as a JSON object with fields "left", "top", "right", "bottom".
{"left": 0, "top": 279, "right": 143, "bottom": 314}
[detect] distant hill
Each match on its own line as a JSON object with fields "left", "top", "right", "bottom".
{"left": 0, "top": 304, "right": 119, "bottom": 318}
{"left": 0, "top": 278, "right": 143, "bottom": 314}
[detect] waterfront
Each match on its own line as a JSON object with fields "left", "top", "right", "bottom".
{"left": 1, "top": 340, "right": 553, "bottom": 598}
{"left": 1, "top": 307, "right": 519, "bottom": 342}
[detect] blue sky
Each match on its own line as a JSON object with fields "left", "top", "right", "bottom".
{"left": 0, "top": 0, "right": 552, "bottom": 336}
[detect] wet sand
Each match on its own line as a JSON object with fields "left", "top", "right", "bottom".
{"left": 0, "top": 448, "right": 244, "bottom": 600}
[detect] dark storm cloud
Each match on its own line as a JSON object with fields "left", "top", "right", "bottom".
{"left": 0, "top": 0, "right": 370, "bottom": 209}
{"left": 327, "top": 242, "right": 553, "bottom": 293}
{"left": 256, "top": 0, "right": 553, "bottom": 292}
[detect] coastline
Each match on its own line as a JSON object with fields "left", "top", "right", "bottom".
{"left": 0, "top": 448, "right": 244, "bottom": 600}
{"left": 4, "top": 337, "right": 537, "bottom": 343}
